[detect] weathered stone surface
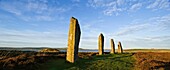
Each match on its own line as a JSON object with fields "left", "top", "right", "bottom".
{"left": 118, "top": 41, "right": 123, "bottom": 53}
{"left": 110, "top": 39, "right": 115, "bottom": 54}
{"left": 66, "top": 17, "right": 81, "bottom": 63}
{"left": 98, "top": 33, "right": 104, "bottom": 55}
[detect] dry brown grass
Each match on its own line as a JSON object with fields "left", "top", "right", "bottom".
{"left": 0, "top": 51, "right": 98, "bottom": 70}
{"left": 0, "top": 50, "right": 59, "bottom": 70}
{"left": 134, "top": 52, "right": 170, "bottom": 70}
{"left": 1, "top": 50, "right": 170, "bottom": 70}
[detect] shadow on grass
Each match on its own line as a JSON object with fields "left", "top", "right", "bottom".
{"left": 151, "top": 60, "right": 170, "bottom": 70}
{"left": 45, "top": 53, "right": 136, "bottom": 70}
{"left": 38, "top": 53, "right": 135, "bottom": 70}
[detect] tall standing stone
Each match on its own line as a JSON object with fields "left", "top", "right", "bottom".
{"left": 118, "top": 41, "right": 123, "bottom": 53}
{"left": 66, "top": 17, "right": 81, "bottom": 63}
{"left": 110, "top": 39, "right": 115, "bottom": 54}
{"left": 98, "top": 33, "right": 104, "bottom": 55}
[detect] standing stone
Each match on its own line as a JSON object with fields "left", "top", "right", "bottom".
{"left": 118, "top": 41, "right": 123, "bottom": 53}
{"left": 66, "top": 17, "right": 81, "bottom": 63}
{"left": 110, "top": 39, "right": 115, "bottom": 54}
{"left": 98, "top": 33, "right": 104, "bottom": 55}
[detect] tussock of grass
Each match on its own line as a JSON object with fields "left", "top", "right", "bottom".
{"left": 39, "top": 53, "right": 135, "bottom": 70}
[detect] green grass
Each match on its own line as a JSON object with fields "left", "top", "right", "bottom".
{"left": 39, "top": 53, "right": 135, "bottom": 70}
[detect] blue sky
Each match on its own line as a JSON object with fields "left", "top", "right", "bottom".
{"left": 0, "top": 0, "right": 170, "bottom": 49}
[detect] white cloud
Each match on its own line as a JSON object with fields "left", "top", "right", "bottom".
{"left": 88, "top": 0, "right": 140, "bottom": 16}
{"left": 103, "top": 4, "right": 123, "bottom": 16}
{"left": 124, "top": 35, "right": 170, "bottom": 49}
{"left": 147, "top": 0, "right": 170, "bottom": 10}
{"left": 0, "top": 1, "right": 22, "bottom": 15}
{"left": 87, "top": 0, "right": 106, "bottom": 8}
{"left": 35, "top": 15, "right": 54, "bottom": 21}
{"left": 80, "top": 36, "right": 98, "bottom": 49}
{"left": 27, "top": 1, "right": 48, "bottom": 14}
{"left": 88, "top": 0, "right": 170, "bottom": 16}
{"left": 129, "top": 3, "right": 142, "bottom": 11}
{"left": 115, "top": 23, "right": 149, "bottom": 36}
{"left": 0, "top": 0, "right": 69, "bottom": 21}
{"left": 136, "top": 36, "right": 170, "bottom": 42}
{"left": 72, "top": 0, "right": 80, "bottom": 2}
{"left": 123, "top": 38, "right": 170, "bottom": 49}
{"left": 82, "top": 18, "right": 104, "bottom": 31}
{"left": 104, "top": 14, "right": 170, "bottom": 49}
{"left": 80, "top": 18, "right": 106, "bottom": 49}
{"left": 0, "top": 28, "right": 68, "bottom": 47}
{"left": 107, "top": 33, "right": 170, "bottom": 49}
{"left": 114, "top": 14, "right": 170, "bottom": 36}
{"left": 117, "top": 0, "right": 124, "bottom": 6}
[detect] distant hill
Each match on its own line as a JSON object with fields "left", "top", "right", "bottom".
{"left": 0, "top": 47, "right": 85, "bottom": 50}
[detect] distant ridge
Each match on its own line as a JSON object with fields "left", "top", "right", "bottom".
{"left": 0, "top": 47, "right": 84, "bottom": 50}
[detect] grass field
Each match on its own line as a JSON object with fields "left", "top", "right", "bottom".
{"left": 39, "top": 53, "right": 135, "bottom": 70}
{"left": 1, "top": 49, "right": 170, "bottom": 70}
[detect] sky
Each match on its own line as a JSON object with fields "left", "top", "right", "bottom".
{"left": 0, "top": 0, "right": 170, "bottom": 49}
